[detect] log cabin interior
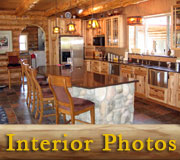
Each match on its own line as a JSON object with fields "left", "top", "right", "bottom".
{"left": 0, "top": 0, "right": 180, "bottom": 124}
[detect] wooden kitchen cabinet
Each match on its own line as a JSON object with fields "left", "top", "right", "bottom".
{"left": 120, "top": 64, "right": 134, "bottom": 79}
{"left": 90, "top": 60, "right": 109, "bottom": 74}
{"left": 148, "top": 85, "right": 168, "bottom": 103}
{"left": 85, "top": 60, "right": 91, "bottom": 72}
{"left": 91, "top": 60, "right": 101, "bottom": 73}
{"left": 168, "top": 72, "right": 177, "bottom": 106}
{"left": 85, "top": 20, "right": 94, "bottom": 46}
{"left": 84, "top": 18, "right": 105, "bottom": 47}
{"left": 176, "top": 91, "right": 180, "bottom": 108}
{"left": 171, "top": 4, "right": 180, "bottom": 50}
{"left": 94, "top": 18, "right": 105, "bottom": 36}
{"left": 101, "top": 62, "right": 109, "bottom": 74}
{"left": 105, "top": 15, "right": 124, "bottom": 47}
{"left": 134, "top": 67, "right": 148, "bottom": 97}
{"left": 176, "top": 74, "right": 180, "bottom": 108}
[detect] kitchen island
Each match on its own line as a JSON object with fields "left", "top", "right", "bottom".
{"left": 37, "top": 65, "right": 137, "bottom": 124}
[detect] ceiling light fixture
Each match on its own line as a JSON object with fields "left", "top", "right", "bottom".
{"left": 78, "top": 9, "right": 83, "bottom": 14}
{"left": 53, "top": 0, "right": 60, "bottom": 34}
{"left": 127, "top": 16, "right": 143, "bottom": 25}
{"left": 67, "top": 0, "right": 76, "bottom": 33}
{"left": 67, "top": 21, "right": 76, "bottom": 33}
{"left": 87, "top": 0, "right": 99, "bottom": 29}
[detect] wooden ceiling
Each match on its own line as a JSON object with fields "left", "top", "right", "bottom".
{"left": 0, "top": 0, "right": 149, "bottom": 17}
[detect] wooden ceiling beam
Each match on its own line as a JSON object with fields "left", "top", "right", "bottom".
{"left": 16, "top": 0, "right": 41, "bottom": 16}
{"left": 79, "top": 0, "right": 148, "bottom": 17}
{"left": 45, "top": 0, "right": 90, "bottom": 17}
{"left": 45, "top": 0, "right": 107, "bottom": 17}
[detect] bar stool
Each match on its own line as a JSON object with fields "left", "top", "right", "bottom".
{"left": 48, "top": 75, "right": 95, "bottom": 124}
{"left": 30, "top": 68, "right": 55, "bottom": 123}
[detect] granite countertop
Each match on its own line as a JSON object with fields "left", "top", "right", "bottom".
{"left": 86, "top": 58, "right": 180, "bottom": 73}
{"left": 37, "top": 65, "right": 137, "bottom": 89}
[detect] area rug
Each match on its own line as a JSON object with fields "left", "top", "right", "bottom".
{"left": 0, "top": 107, "right": 8, "bottom": 124}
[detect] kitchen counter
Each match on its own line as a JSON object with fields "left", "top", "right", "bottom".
{"left": 37, "top": 65, "right": 137, "bottom": 89}
{"left": 85, "top": 58, "right": 180, "bottom": 73}
{"left": 37, "top": 65, "right": 136, "bottom": 124}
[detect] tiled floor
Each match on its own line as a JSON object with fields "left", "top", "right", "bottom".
{"left": 1, "top": 84, "right": 180, "bottom": 124}
{"left": 134, "top": 98, "right": 180, "bottom": 124}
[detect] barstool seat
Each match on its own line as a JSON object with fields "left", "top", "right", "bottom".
{"left": 48, "top": 75, "right": 95, "bottom": 124}
{"left": 59, "top": 97, "right": 94, "bottom": 112}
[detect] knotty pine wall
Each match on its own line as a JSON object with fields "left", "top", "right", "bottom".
{"left": 22, "top": 26, "right": 39, "bottom": 51}
{"left": 0, "top": 15, "right": 50, "bottom": 64}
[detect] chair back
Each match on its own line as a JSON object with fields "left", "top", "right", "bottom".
{"left": 20, "top": 59, "right": 26, "bottom": 73}
{"left": 29, "top": 67, "right": 43, "bottom": 98}
{"left": 23, "top": 63, "right": 31, "bottom": 86}
{"left": 48, "top": 75, "right": 74, "bottom": 112}
{"left": 8, "top": 56, "right": 19, "bottom": 64}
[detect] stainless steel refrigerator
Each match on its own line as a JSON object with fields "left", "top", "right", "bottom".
{"left": 60, "top": 36, "right": 84, "bottom": 66}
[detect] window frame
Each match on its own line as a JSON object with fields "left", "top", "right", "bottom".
{"left": 128, "top": 13, "right": 171, "bottom": 56}
{"left": 19, "top": 33, "right": 28, "bottom": 53}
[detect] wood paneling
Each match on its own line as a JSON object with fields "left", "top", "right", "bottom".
{"left": 80, "top": 0, "right": 147, "bottom": 17}
{"left": 16, "top": 0, "right": 40, "bottom": 16}
{"left": 0, "top": 15, "right": 49, "bottom": 64}
{"left": 0, "top": 0, "right": 23, "bottom": 10}
{"left": 22, "top": 26, "right": 39, "bottom": 51}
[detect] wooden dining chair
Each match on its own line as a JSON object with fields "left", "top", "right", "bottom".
{"left": 30, "top": 68, "right": 55, "bottom": 123}
{"left": 19, "top": 59, "right": 27, "bottom": 90}
{"left": 48, "top": 74, "right": 95, "bottom": 124}
{"left": 7, "top": 55, "right": 22, "bottom": 89}
{"left": 23, "top": 63, "right": 34, "bottom": 108}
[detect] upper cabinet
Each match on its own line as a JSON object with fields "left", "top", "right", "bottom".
{"left": 172, "top": 5, "right": 180, "bottom": 50}
{"left": 105, "top": 15, "right": 124, "bottom": 48}
{"left": 84, "top": 18, "right": 105, "bottom": 47}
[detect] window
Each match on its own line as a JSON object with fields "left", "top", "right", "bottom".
{"left": 129, "top": 15, "right": 171, "bottom": 56}
{"left": 19, "top": 34, "right": 28, "bottom": 52}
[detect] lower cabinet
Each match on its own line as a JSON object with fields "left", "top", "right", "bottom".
{"left": 85, "top": 60, "right": 91, "bottom": 72}
{"left": 85, "top": 60, "right": 180, "bottom": 110}
{"left": 134, "top": 67, "right": 148, "bottom": 97}
{"left": 101, "top": 62, "right": 109, "bottom": 74}
{"left": 91, "top": 61, "right": 101, "bottom": 73}
{"left": 167, "top": 72, "right": 177, "bottom": 106}
{"left": 176, "top": 91, "right": 180, "bottom": 108}
{"left": 148, "top": 85, "right": 168, "bottom": 103}
{"left": 120, "top": 64, "right": 134, "bottom": 79}
{"left": 176, "top": 74, "right": 180, "bottom": 108}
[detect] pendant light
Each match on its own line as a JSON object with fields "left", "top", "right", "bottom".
{"left": 87, "top": 0, "right": 99, "bottom": 29}
{"left": 67, "top": 22, "right": 76, "bottom": 32}
{"left": 67, "top": 0, "right": 76, "bottom": 33}
{"left": 127, "top": 16, "right": 143, "bottom": 26}
{"left": 53, "top": 0, "right": 60, "bottom": 34}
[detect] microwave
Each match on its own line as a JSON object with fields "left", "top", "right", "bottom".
{"left": 93, "top": 36, "right": 105, "bottom": 46}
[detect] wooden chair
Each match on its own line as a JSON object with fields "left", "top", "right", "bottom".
{"left": 48, "top": 75, "right": 95, "bottom": 124}
{"left": 7, "top": 56, "right": 22, "bottom": 89}
{"left": 19, "top": 59, "right": 26, "bottom": 89}
{"left": 30, "top": 68, "right": 55, "bottom": 123}
{"left": 23, "top": 63, "right": 33, "bottom": 108}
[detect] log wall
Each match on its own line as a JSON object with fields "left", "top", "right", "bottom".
{"left": 22, "top": 26, "right": 39, "bottom": 51}
{"left": 0, "top": 15, "right": 49, "bottom": 64}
